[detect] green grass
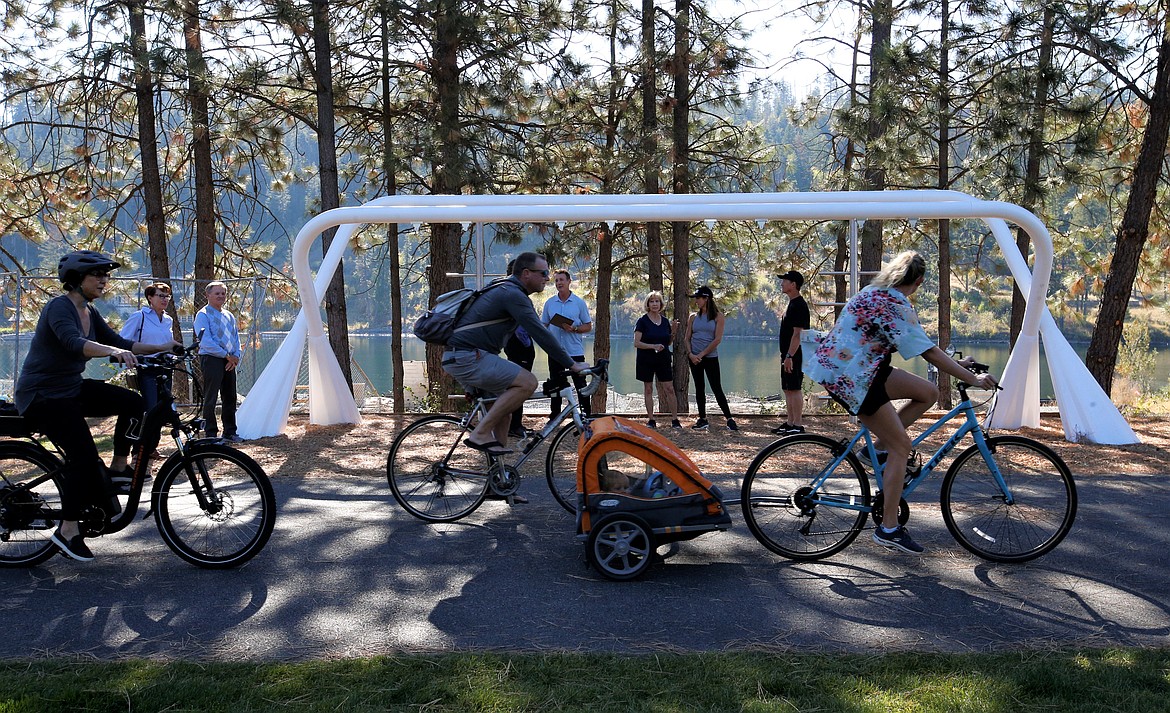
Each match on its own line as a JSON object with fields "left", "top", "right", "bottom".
{"left": 2, "top": 650, "right": 1169, "bottom": 712}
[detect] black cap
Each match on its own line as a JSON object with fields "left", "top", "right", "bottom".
{"left": 689, "top": 285, "right": 714, "bottom": 299}
{"left": 778, "top": 270, "right": 804, "bottom": 288}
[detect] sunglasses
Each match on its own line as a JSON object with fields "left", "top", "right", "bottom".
{"left": 527, "top": 268, "right": 550, "bottom": 277}
{"left": 87, "top": 270, "right": 112, "bottom": 279}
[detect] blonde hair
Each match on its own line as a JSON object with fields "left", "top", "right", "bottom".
{"left": 871, "top": 251, "right": 927, "bottom": 289}
{"left": 644, "top": 290, "right": 665, "bottom": 312}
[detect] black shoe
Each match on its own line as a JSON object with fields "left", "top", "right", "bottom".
{"left": 771, "top": 422, "right": 791, "bottom": 434}
{"left": 51, "top": 529, "right": 94, "bottom": 562}
{"left": 726, "top": 418, "right": 739, "bottom": 431}
{"left": 872, "top": 525, "right": 925, "bottom": 553}
{"left": 671, "top": 419, "right": 682, "bottom": 429}
{"left": 225, "top": 434, "right": 244, "bottom": 443}
{"left": 647, "top": 419, "right": 657, "bottom": 428}
{"left": 780, "top": 424, "right": 805, "bottom": 435}
{"left": 691, "top": 418, "right": 709, "bottom": 431}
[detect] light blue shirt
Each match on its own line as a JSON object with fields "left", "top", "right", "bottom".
{"left": 194, "top": 304, "right": 241, "bottom": 359}
{"left": 541, "top": 291, "right": 591, "bottom": 357}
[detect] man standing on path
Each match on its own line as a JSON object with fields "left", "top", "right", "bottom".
{"left": 195, "top": 280, "right": 243, "bottom": 442}
{"left": 773, "top": 270, "right": 810, "bottom": 435}
{"left": 541, "top": 269, "right": 592, "bottom": 419}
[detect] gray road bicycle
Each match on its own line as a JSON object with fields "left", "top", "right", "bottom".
{"left": 386, "top": 361, "right": 607, "bottom": 522}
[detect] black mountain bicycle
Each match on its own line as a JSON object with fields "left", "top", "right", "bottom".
{"left": 0, "top": 344, "right": 276, "bottom": 568}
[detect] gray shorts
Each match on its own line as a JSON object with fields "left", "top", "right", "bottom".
{"left": 442, "top": 348, "right": 523, "bottom": 396}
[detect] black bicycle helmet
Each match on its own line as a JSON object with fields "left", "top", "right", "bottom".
{"left": 58, "top": 250, "right": 121, "bottom": 289}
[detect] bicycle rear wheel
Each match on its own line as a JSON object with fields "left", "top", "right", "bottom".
{"left": 741, "top": 434, "right": 871, "bottom": 561}
{"left": 941, "top": 435, "right": 1076, "bottom": 563}
{"left": 0, "top": 443, "right": 63, "bottom": 568}
{"left": 544, "top": 423, "right": 581, "bottom": 514}
{"left": 154, "top": 444, "right": 276, "bottom": 569}
{"left": 387, "top": 415, "right": 490, "bottom": 522}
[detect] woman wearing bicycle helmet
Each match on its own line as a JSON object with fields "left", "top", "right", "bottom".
{"left": 14, "top": 250, "right": 181, "bottom": 562}
{"left": 805, "top": 250, "right": 998, "bottom": 555}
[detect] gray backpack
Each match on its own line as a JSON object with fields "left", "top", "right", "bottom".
{"left": 412, "top": 280, "right": 510, "bottom": 345}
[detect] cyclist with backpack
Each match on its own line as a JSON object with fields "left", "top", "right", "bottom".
{"left": 441, "top": 251, "right": 588, "bottom": 458}
{"left": 14, "top": 250, "right": 181, "bottom": 562}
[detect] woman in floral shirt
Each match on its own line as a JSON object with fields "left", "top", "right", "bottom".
{"left": 805, "top": 251, "right": 998, "bottom": 554}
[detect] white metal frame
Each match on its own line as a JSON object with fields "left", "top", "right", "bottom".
{"left": 235, "top": 190, "right": 1138, "bottom": 445}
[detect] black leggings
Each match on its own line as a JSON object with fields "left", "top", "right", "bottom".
{"left": 690, "top": 356, "right": 732, "bottom": 420}
{"left": 21, "top": 380, "right": 144, "bottom": 520}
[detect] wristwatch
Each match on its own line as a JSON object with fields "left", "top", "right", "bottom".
{"left": 783, "top": 353, "right": 791, "bottom": 359}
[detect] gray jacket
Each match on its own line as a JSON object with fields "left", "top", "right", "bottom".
{"left": 446, "top": 277, "right": 575, "bottom": 368}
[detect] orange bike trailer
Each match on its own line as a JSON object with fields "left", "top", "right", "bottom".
{"left": 575, "top": 417, "right": 732, "bottom": 579}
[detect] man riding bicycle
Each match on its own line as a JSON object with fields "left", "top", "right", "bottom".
{"left": 14, "top": 250, "right": 181, "bottom": 562}
{"left": 442, "top": 251, "right": 589, "bottom": 459}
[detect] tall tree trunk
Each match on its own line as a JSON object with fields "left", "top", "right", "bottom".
{"left": 128, "top": 0, "right": 170, "bottom": 283}
{"left": 670, "top": 0, "right": 691, "bottom": 414}
{"left": 1086, "top": 20, "right": 1170, "bottom": 394}
{"left": 860, "top": 0, "right": 893, "bottom": 280}
{"left": 381, "top": 0, "right": 404, "bottom": 413}
{"left": 595, "top": 225, "right": 613, "bottom": 414}
{"left": 1010, "top": 1, "right": 1055, "bottom": 348}
{"left": 936, "top": 0, "right": 954, "bottom": 409}
{"left": 427, "top": 0, "right": 468, "bottom": 403}
{"left": 184, "top": 0, "right": 214, "bottom": 309}
{"left": 313, "top": 0, "right": 354, "bottom": 392}
{"left": 642, "top": 0, "right": 662, "bottom": 291}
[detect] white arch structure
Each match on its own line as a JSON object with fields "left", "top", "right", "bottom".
{"left": 236, "top": 190, "right": 1138, "bottom": 445}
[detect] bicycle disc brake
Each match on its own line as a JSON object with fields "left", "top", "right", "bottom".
{"left": 488, "top": 465, "right": 521, "bottom": 497}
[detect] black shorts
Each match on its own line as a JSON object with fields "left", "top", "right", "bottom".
{"left": 857, "top": 358, "right": 894, "bottom": 416}
{"left": 636, "top": 350, "right": 674, "bottom": 383}
{"left": 780, "top": 353, "right": 803, "bottom": 391}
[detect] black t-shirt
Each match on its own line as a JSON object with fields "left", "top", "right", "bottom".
{"left": 778, "top": 295, "right": 811, "bottom": 358}
{"left": 634, "top": 314, "right": 672, "bottom": 363}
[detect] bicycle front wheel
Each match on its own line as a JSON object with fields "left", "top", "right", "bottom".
{"left": 154, "top": 444, "right": 276, "bottom": 569}
{"left": 545, "top": 423, "right": 581, "bottom": 514}
{"left": 387, "top": 415, "right": 490, "bottom": 522}
{"left": 941, "top": 435, "right": 1076, "bottom": 563}
{"left": 0, "top": 443, "right": 63, "bottom": 568}
{"left": 741, "top": 434, "right": 871, "bottom": 561}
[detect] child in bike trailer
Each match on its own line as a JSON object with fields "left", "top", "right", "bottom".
{"left": 14, "top": 250, "right": 180, "bottom": 562}
{"left": 804, "top": 250, "right": 998, "bottom": 554}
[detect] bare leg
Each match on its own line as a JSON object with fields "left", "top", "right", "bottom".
{"left": 858, "top": 403, "right": 914, "bottom": 526}
{"left": 658, "top": 380, "right": 678, "bottom": 421}
{"left": 643, "top": 381, "right": 655, "bottom": 420}
{"left": 467, "top": 370, "right": 538, "bottom": 447}
{"left": 784, "top": 389, "right": 803, "bottom": 427}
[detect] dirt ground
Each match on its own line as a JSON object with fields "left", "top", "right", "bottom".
{"left": 237, "top": 411, "right": 1170, "bottom": 482}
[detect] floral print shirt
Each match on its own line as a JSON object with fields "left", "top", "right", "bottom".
{"left": 804, "top": 286, "right": 935, "bottom": 414}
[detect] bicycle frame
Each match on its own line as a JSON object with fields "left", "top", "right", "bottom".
{"left": 448, "top": 376, "right": 590, "bottom": 472}
{"left": 807, "top": 389, "right": 1012, "bottom": 514}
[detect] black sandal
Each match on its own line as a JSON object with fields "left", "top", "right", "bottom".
{"left": 463, "top": 438, "right": 513, "bottom": 457}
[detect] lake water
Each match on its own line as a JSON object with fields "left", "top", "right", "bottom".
{"left": 349, "top": 335, "right": 1170, "bottom": 400}
{"left": 3, "top": 332, "right": 1165, "bottom": 402}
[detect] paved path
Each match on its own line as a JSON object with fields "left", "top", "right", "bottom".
{"left": 3, "top": 470, "right": 1168, "bottom": 660}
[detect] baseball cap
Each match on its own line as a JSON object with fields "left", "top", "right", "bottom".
{"left": 689, "top": 285, "right": 714, "bottom": 299}
{"left": 778, "top": 270, "right": 804, "bottom": 287}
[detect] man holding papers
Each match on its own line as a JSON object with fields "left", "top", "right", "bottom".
{"left": 541, "top": 268, "right": 593, "bottom": 418}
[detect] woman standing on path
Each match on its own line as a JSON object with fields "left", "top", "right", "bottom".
{"left": 633, "top": 291, "right": 680, "bottom": 428}
{"left": 683, "top": 285, "right": 737, "bottom": 431}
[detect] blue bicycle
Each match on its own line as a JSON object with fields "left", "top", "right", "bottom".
{"left": 741, "top": 358, "right": 1076, "bottom": 562}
